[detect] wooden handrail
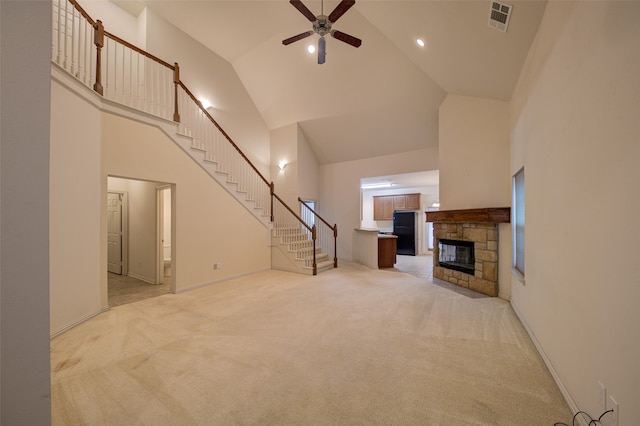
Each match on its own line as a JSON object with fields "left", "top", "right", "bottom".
{"left": 69, "top": 0, "right": 96, "bottom": 25}
{"left": 298, "top": 197, "right": 337, "bottom": 231}
{"left": 104, "top": 31, "right": 175, "bottom": 70}
{"left": 179, "top": 82, "right": 270, "bottom": 186}
{"left": 273, "top": 193, "right": 312, "bottom": 233}
{"left": 299, "top": 197, "right": 337, "bottom": 269}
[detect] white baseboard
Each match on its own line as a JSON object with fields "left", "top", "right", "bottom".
{"left": 175, "top": 268, "right": 271, "bottom": 294}
{"left": 50, "top": 308, "right": 104, "bottom": 339}
{"left": 510, "top": 300, "right": 582, "bottom": 420}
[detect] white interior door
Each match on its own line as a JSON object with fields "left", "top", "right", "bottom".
{"left": 107, "top": 192, "right": 123, "bottom": 274}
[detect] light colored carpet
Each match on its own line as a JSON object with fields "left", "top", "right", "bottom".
{"left": 52, "top": 262, "right": 571, "bottom": 425}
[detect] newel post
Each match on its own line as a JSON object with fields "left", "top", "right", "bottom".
{"left": 173, "top": 62, "right": 180, "bottom": 122}
{"left": 93, "top": 20, "right": 104, "bottom": 95}
{"left": 312, "top": 224, "right": 317, "bottom": 275}
{"left": 333, "top": 224, "right": 338, "bottom": 268}
{"left": 269, "top": 182, "right": 275, "bottom": 223}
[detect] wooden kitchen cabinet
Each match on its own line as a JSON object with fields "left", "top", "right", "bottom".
{"left": 373, "top": 193, "right": 420, "bottom": 220}
{"left": 405, "top": 193, "right": 420, "bottom": 210}
{"left": 378, "top": 236, "right": 397, "bottom": 268}
{"left": 393, "top": 195, "right": 406, "bottom": 210}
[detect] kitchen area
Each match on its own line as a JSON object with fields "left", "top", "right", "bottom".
{"left": 353, "top": 171, "right": 439, "bottom": 271}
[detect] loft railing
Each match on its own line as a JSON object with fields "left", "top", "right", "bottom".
{"left": 299, "top": 198, "right": 338, "bottom": 269}
{"left": 51, "top": 0, "right": 338, "bottom": 273}
{"left": 51, "top": 0, "right": 272, "bottom": 220}
{"left": 52, "top": 0, "right": 178, "bottom": 120}
{"left": 272, "top": 193, "right": 317, "bottom": 274}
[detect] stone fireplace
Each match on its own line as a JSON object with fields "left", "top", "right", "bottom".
{"left": 426, "top": 208, "right": 510, "bottom": 297}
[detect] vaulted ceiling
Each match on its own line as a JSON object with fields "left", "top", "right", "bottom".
{"left": 112, "top": 0, "right": 546, "bottom": 165}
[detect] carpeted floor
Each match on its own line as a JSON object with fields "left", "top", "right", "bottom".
{"left": 52, "top": 262, "right": 571, "bottom": 425}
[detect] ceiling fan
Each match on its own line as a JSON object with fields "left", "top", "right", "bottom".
{"left": 282, "top": 0, "right": 362, "bottom": 64}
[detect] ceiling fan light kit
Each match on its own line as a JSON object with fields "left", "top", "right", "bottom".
{"left": 283, "top": 0, "right": 362, "bottom": 64}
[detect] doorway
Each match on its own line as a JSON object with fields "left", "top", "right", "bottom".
{"left": 107, "top": 176, "right": 174, "bottom": 306}
{"left": 157, "top": 185, "right": 172, "bottom": 284}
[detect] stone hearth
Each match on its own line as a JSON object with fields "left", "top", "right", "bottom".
{"left": 426, "top": 208, "right": 510, "bottom": 297}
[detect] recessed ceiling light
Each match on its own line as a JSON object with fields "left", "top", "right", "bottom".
{"left": 416, "top": 38, "right": 425, "bottom": 47}
{"left": 307, "top": 44, "right": 316, "bottom": 54}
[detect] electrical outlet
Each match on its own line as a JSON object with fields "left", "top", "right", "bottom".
{"left": 608, "top": 395, "right": 619, "bottom": 426}
{"left": 598, "top": 381, "right": 607, "bottom": 409}
{"left": 213, "top": 263, "right": 221, "bottom": 270}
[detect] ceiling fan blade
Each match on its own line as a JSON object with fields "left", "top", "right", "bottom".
{"left": 328, "top": 0, "right": 355, "bottom": 23}
{"left": 289, "top": 0, "right": 317, "bottom": 22}
{"left": 282, "top": 31, "right": 314, "bottom": 46}
{"left": 331, "top": 30, "right": 362, "bottom": 48}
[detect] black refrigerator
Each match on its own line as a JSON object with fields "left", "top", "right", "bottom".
{"left": 393, "top": 211, "right": 417, "bottom": 256}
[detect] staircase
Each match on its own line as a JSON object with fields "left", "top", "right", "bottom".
{"left": 51, "top": 0, "right": 337, "bottom": 275}
{"left": 271, "top": 226, "right": 334, "bottom": 275}
{"left": 271, "top": 196, "right": 337, "bottom": 275}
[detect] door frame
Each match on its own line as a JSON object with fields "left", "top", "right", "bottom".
{"left": 156, "top": 184, "right": 175, "bottom": 291}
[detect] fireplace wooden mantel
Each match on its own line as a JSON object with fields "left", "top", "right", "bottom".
{"left": 425, "top": 207, "right": 511, "bottom": 224}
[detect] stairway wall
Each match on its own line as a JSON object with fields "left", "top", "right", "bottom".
{"left": 271, "top": 123, "right": 320, "bottom": 208}
{"left": 144, "top": 7, "right": 271, "bottom": 179}
{"left": 50, "top": 73, "right": 271, "bottom": 337}
{"left": 102, "top": 112, "right": 272, "bottom": 292}
{"left": 50, "top": 78, "right": 104, "bottom": 336}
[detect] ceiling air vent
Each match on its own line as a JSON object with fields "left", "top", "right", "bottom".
{"left": 488, "top": 1, "right": 512, "bottom": 32}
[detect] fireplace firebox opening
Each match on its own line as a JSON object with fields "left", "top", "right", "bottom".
{"left": 438, "top": 239, "right": 475, "bottom": 275}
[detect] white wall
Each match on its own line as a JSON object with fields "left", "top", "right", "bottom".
{"left": 297, "top": 126, "right": 319, "bottom": 202}
{"left": 510, "top": 2, "right": 640, "bottom": 424}
{"left": 81, "top": 0, "right": 142, "bottom": 46}
{"left": 102, "top": 112, "right": 271, "bottom": 293}
{"left": 320, "top": 148, "right": 438, "bottom": 262}
{"left": 50, "top": 78, "right": 103, "bottom": 334}
{"left": 143, "top": 8, "right": 271, "bottom": 178}
{"left": 270, "top": 123, "right": 320, "bottom": 209}
{"left": 0, "top": 1, "right": 51, "bottom": 422}
{"left": 439, "top": 94, "right": 510, "bottom": 210}
{"left": 271, "top": 123, "right": 299, "bottom": 207}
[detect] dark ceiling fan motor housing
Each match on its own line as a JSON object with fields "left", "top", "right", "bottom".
{"left": 283, "top": 0, "right": 362, "bottom": 64}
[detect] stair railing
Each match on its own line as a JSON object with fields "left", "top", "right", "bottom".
{"left": 176, "top": 83, "right": 272, "bottom": 217}
{"left": 52, "top": 0, "right": 272, "bottom": 219}
{"left": 51, "top": 0, "right": 338, "bottom": 272}
{"left": 299, "top": 198, "right": 338, "bottom": 269}
{"left": 273, "top": 194, "right": 317, "bottom": 275}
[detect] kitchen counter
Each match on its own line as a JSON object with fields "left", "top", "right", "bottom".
{"left": 353, "top": 229, "right": 398, "bottom": 269}
{"left": 353, "top": 228, "right": 379, "bottom": 269}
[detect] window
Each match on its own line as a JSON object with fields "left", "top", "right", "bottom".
{"left": 512, "top": 167, "right": 525, "bottom": 277}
